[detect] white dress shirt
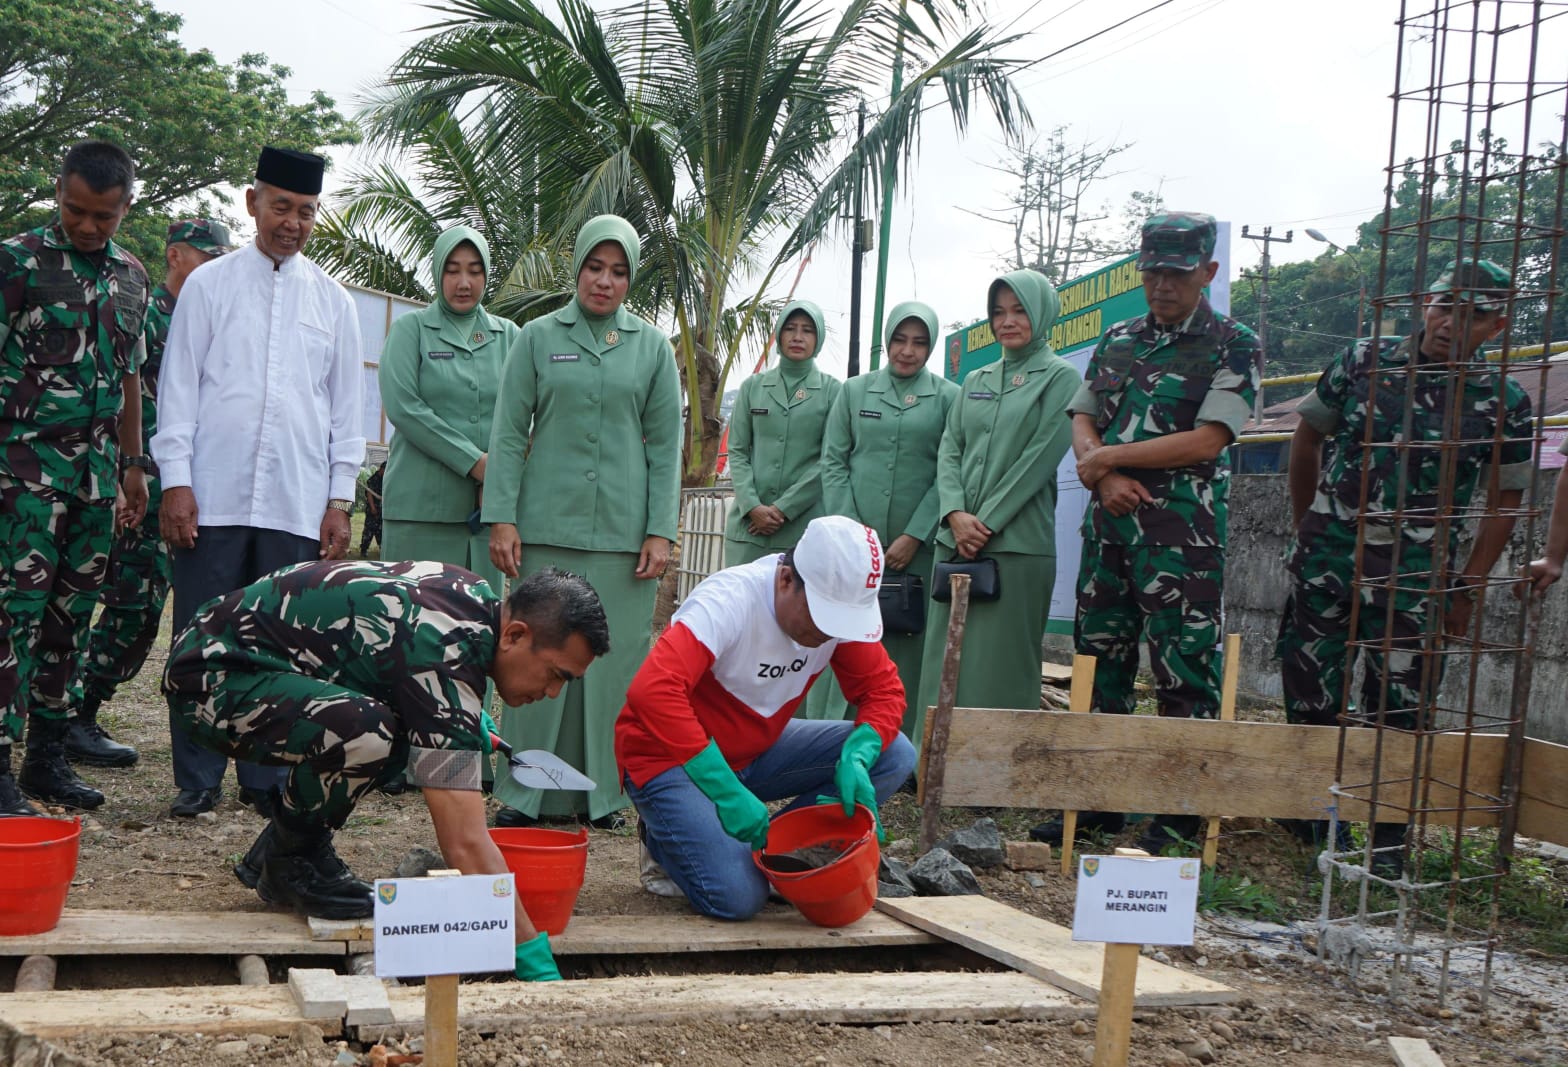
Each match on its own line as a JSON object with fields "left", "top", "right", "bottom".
{"left": 151, "top": 240, "right": 365, "bottom": 541}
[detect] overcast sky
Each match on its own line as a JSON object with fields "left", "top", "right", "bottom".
{"left": 158, "top": 0, "right": 1455, "bottom": 375}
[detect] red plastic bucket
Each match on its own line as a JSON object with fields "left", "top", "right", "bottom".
{"left": 754, "top": 803, "right": 880, "bottom": 928}
{"left": 0, "top": 816, "right": 81, "bottom": 936}
{"left": 489, "top": 827, "right": 588, "bottom": 935}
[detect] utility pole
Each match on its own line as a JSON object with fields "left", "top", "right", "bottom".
{"left": 847, "top": 100, "right": 868, "bottom": 378}
{"left": 1240, "top": 225, "right": 1292, "bottom": 419}
{"left": 868, "top": 0, "right": 908, "bottom": 373}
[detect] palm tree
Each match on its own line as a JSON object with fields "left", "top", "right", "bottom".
{"left": 356, "top": 0, "right": 1030, "bottom": 483}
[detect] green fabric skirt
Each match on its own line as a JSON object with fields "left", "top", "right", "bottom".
{"left": 493, "top": 545, "right": 655, "bottom": 819}
{"left": 912, "top": 551, "right": 1053, "bottom": 756}
{"left": 722, "top": 537, "right": 776, "bottom": 569}
{"left": 382, "top": 520, "right": 503, "bottom": 593}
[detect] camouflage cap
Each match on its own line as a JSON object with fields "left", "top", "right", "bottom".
{"left": 1137, "top": 212, "right": 1218, "bottom": 272}
{"left": 1430, "top": 258, "right": 1512, "bottom": 312}
{"left": 166, "top": 218, "right": 235, "bottom": 255}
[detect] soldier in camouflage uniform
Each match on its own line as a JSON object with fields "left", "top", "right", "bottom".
{"left": 64, "top": 219, "right": 234, "bottom": 770}
{"left": 1, "top": 141, "right": 151, "bottom": 815}
{"left": 1278, "top": 260, "right": 1531, "bottom": 866}
{"left": 164, "top": 560, "right": 606, "bottom": 979}
{"left": 1033, "top": 213, "right": 1259, "bottom": 854}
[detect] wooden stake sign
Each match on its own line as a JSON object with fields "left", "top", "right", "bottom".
{"left": 1072, "top": 848, "right": 1201, "bottom": 1067}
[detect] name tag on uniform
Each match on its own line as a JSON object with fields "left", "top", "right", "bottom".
{"left": 968, "top": 390, "right": 996, "bottom": 400}
{"left": 858, "top": 409, "right": 882, "bottom": 419}
{"left": 550, "top": 353, "right": 580, "bottom": 363}
{"left": 427, "top": 350, "right": 455, "bottom": 360}
{"left": 750, "top": 407, "right": 770, "bottom": 415}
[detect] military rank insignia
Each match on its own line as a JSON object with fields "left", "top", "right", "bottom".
{"left": 605, "top": 330, "right": 619, "bottom": 346}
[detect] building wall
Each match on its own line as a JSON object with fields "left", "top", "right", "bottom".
{"left": 1222, "top": 471, "right": 1568, "bottom": 743}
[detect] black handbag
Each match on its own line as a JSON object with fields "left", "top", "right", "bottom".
{"left": 931, "top": 555, "right": 1001, "bottom": 602}
{"left": 878, "top": 571, "right": 926, "bottom": 635}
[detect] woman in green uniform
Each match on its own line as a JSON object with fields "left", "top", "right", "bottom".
{"left": 379, "top": 225, "right": 516, "bottom": 587}
{"left": 813, "top": 301, "right": 958, "bottom": 734}
{"left": 483, "top": 215, "right": 682, "bottom": 829}
{"left": 914, "top": 270, "right": 1079, "bottom": 735}
{"left": 722, "top": 301, "right": 841, "bottom": 567}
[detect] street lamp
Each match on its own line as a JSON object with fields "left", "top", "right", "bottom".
{"left": 1306, "top": 228, "right": 1367, "bottom": 340}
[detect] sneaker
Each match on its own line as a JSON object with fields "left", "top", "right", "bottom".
{"left": 639, "top": 841, "right": 684, "bottom": 898}
{"left": 589, "top": 812, "right": 626, "bottom": 831}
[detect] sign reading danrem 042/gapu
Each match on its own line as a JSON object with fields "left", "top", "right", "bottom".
{"left": 942, "top": 253, "right": 1148, "bottom": 384}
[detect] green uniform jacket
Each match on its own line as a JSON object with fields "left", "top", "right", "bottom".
{"left": 820, "top": 366, "right": 958, "bottom": 545}
{"left": 724, "top": 365, "right": 842, "bottom": 550}
{"left": 481, "top": 302, "right": 682, "bottom": 548}
{"left": 935, "top": 349, "right": 1080, "bottom": 556}
{"left": 1, "top": 223, "right": 148, "bottom": 499}
{"left": 380, "top": 302, "right": 519, "bottom": 524}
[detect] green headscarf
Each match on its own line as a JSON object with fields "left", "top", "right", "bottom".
{"left": 432, "top": 225, "right": 491, "bottom": 321}
{"left": 774, "top": 298, "right": 825, "bottom": 358}
{"left": 882, "top": 300, "right": 939, "bottom": 380}
{"left": 572, "top": 214, "right": 641, "bottom": 290}
{"left": 987, "top": 269, "right": 1061, "bottom": 360}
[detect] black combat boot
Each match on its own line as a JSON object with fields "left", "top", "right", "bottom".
{"left": 236, "top": 797, "right": 371, "bottom": 897}
{"left": 254, "top": 806, "right": 374, "bottom": 919}
{"left": 19, "top": 715, "right": 105, "bottom": 810}
{"left": 63, "top": 695, "right": 139, "bottom": 768}
{"left": 0, "top": 746, "right": 41, "bottom": 816}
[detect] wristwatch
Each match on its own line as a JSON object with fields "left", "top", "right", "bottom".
{"left": 119, "top": 454, "right": 152, "bottom": 473}
{"left": 327, "top": 498, "right": 353, "bottom": 514}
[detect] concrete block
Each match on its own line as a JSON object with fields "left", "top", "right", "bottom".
{"left": 287, "top": 968, "right": 347, "bottom": 1020}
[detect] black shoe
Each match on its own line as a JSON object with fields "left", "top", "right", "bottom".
{"left": 495, "top": 807, "right": 538, "bottom": 828}
{"left": 1029, "top": 810, "right": 1126, "bottom": 845}
{"left": 1136, "top": 814, "right": 1204, "bottom": 855}
{"left": 0, "top": 748, "right": 40, "bottom": 816}
{"left": 897, "top": 773, "right": 918, "bottom": 796}
{"left": 377, "top": 772, "right": 409, "bottom": 796}
{"left": 1276, "top": 818, "right": 1353, "bottom": 852}
{"left": 1369, "top": 823, "right": 1408, "bottom": 880}
{"left": 19, "top": 716, "right": 105, "bottom": 810}
{"left": 170, "top": 786, "right": 222, "bottom": 817}
{"left": 256, "top": 853, "right": 374, "bottom": 919}
{"left": 236, "top": 821, "right": 371, "bottom": 896}
{"left": 237, "top": 787, "right": 278, "bottom": 819}
{"left": 589, "top": 812, "right": 626, "bottom": 831}
{"left": 63, "top": 717, "right": 138, "bottom": 768}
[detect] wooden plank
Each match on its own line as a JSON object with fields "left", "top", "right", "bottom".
{"left": 1203, "top": 634, "right": 1242, "bottom": 869}
{"left": 1091, "top": 942, "right": 1140, "bottom": 1067}
{"left": 312, "top": 909, "right": 938, "bottom": 953}
{"left": 1059, "top": 654, "right": 1097, "bottom": 876}
{"left": 1388, "top": 1035, "right": 1447, "bottom": 1066}
{"left": 937, "top": 709, "right": 1568, "bottom": 846}
{"left": 1518, "top": 738, "right": 1568, "bottom": 843}
{"left": 0, "top": 909, "right": 347, "bottom": 957}
{"left": 874, "top": 896, "right": 1236, "bottom": 1007}
{"left": 0, "top": 985, "right": 319, "bottom": 1038}
{"left": 378, "top": 971, "right": 1084, "bottom": 1033}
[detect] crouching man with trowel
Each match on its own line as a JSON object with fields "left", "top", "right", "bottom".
{"left": 163, "top": 560, "right": 608, "bottom": 981}
{"left": 616, "top": 515, "right": 917, "bottom": 920}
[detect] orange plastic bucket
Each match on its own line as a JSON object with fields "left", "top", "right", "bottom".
{"left": 0, "top": 816, "right": 81, "bottom": 936}
{"left": 754, "top": 803, "right": 879, "bottom": 927}
{"left": 489, "top": 827, "right": 588, "bottom": 935}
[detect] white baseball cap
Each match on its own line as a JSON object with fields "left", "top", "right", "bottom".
{"left": 792, "top": 515, "right": 885, "bottom": 642}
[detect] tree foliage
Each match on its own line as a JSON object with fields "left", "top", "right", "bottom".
{"left": 0, "top": 0, "right": 358, "bottom": 272}
{"left": 966, "top": 125, "right": 1158, "bottom": 283}
{"left": 348, "top": 0, "right": 1029, "bottom": 484}
{"left": 1231, "top": 133, "right": 1566, "bottom": 398}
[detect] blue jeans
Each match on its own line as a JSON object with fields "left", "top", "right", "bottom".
{"left": 626, "top": 719, "right": 917, "bottom": 921}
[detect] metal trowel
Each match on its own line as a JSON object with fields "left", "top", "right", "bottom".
{"left": 488, "top": 733, "right": 597, "bottom": 791}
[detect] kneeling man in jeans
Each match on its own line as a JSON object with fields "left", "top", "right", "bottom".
{"left": 616, "top": 515, "right": 917, "bottom": 920}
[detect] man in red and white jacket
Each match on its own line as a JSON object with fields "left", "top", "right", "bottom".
{"left": 616, "top": 515, "right": 917, "bottom": 920}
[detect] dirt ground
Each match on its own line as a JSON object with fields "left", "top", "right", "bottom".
{"left": 12, "top": 626, "right": 1568, "bottom": 1067}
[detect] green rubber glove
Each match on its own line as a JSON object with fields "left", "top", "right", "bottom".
{"left": 514, "top": 932, "right": 562, "bottom": 981}
{"left": 684, "top": 739, "right": 770, "bottom": 849}
{"left": 835, "top": 723, "right": 885, "bottom": 841}
{"left": 480, "top": 710, "right": 499, "bottom": 754}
